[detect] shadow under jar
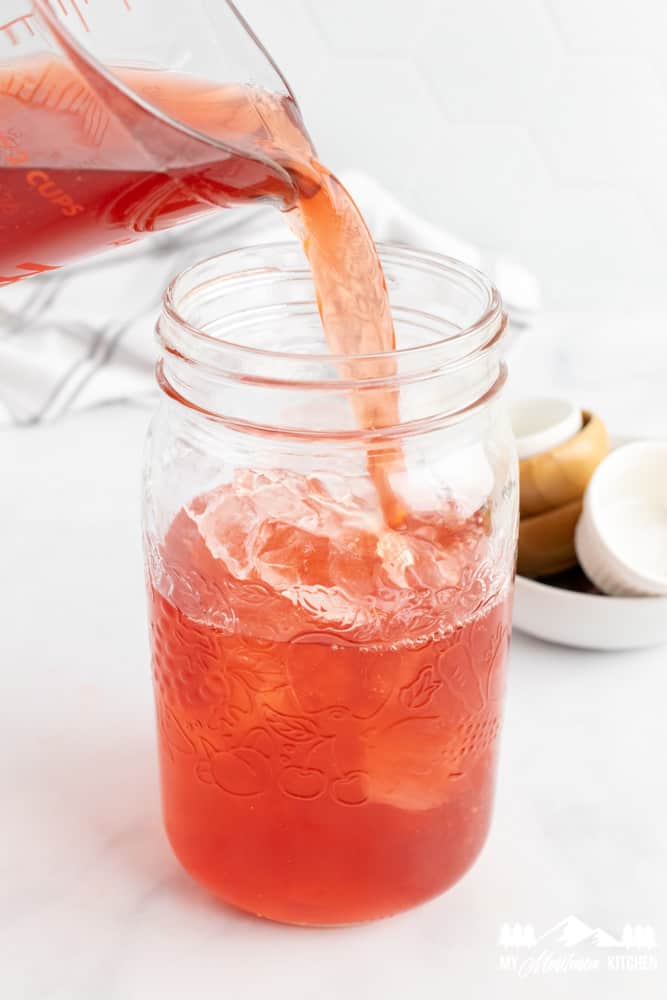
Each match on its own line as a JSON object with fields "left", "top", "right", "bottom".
{"left": 143, "top": 243, "right": 518, "bottom": 925}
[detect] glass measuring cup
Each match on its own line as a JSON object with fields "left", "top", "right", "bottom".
{"left": 0, "top": 0, "right": 304, "bottom": 284}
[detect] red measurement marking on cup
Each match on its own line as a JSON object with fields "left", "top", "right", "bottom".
{"left": 0, "top": 15, "right": 36, "bottom": 46}
{"left": 72, "top": 1, "right": 92, "bottom": 32}
{"left": 51, "top": 0, "right": 89, "bottom": 32}
{"left": 1, "top": 1, "right": 133, "bottom": 46}
{"left": 37, "top": 1, "right": 132, "bottom": 35}
{"left": 17, "top": 261, "right": 59, "bottom": 272}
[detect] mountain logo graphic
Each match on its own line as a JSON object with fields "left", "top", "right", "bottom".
{"left": 499, "top": 916, "right": 657, "bottom": 951}
{"left": 540, "top": 916, "right": 621, "bottom": 948}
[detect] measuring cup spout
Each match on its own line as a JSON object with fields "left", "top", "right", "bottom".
{"left": 32, "top": 0, "right": 298, "bottom": 194}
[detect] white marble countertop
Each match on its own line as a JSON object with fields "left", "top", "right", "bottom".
{"left": 1, "top": 314, "right": 666, "bottom": 999}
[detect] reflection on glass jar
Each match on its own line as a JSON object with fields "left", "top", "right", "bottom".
{"left": 143, "top": 243, "right": 518, "bottom": 925}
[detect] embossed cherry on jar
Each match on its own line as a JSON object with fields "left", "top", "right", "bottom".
{"left": 143, "top": 243, "right": 518, "bottom": 925}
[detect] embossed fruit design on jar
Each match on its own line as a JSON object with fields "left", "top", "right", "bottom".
{"left": 144, "top": 246, "right": 518, "bottom": 925}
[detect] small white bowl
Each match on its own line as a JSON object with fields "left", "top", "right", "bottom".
{"left": 510, "top": 397, "right": 583, "bottom": 460}
{"left": 514, "top": 574, "right": 667, "bottom": 650}
{"left": 575, "top": 442, "right": 667, "bottom": 596}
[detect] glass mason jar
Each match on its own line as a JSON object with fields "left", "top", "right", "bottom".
{"left": 143, "top": 243, "right": 518, "bottom": 926}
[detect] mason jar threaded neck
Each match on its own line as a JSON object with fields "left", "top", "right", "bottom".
{"left": 157, "top": 242, "right": 507, "bottom": 440}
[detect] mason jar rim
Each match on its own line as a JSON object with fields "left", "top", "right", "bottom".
{"left": 157, "top": 242, "right": 508, "bottom": 440}
{"left": 161, "top": 241, "right": 505, "bottom": 372}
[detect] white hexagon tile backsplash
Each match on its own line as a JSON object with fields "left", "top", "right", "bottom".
{"left": 239, "top": 0, "right": 667, "bottom": 312}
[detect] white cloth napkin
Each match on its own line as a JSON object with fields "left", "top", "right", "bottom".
{"left": 0, "top": 170, "right": 539, "bottom": 427}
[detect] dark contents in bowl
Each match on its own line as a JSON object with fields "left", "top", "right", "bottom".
{"left": 536, "top": 563, "right": 604, "bottom": 595}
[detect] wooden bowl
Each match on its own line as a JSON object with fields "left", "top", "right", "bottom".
{"left": 519, "top": 411, "right": 610, "bottom": 518}
{"left": 517, "top": 498, "right": 583, "bottom": 578}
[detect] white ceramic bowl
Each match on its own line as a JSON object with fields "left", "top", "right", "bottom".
{"left": 510, "top": 397, "right": 583, "bottom": 460}
{"left": 575, "top": 442, "right": 667, "bottom": 596}
{"left": 513, "top": 575, "right": 667, "bottom": 650}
